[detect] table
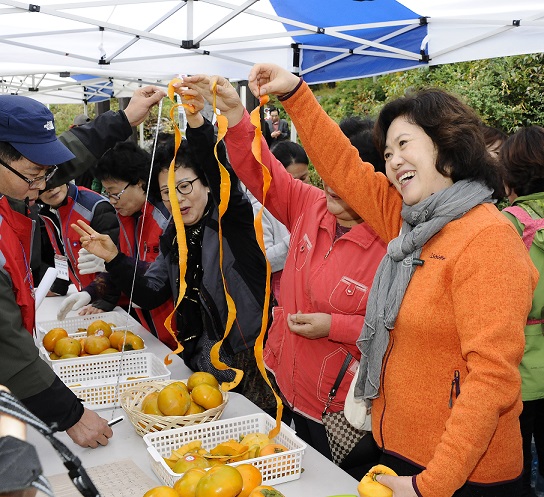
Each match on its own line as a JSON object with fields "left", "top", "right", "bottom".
{"left": 30, "top": 296, "right": 359, "bottom": 497}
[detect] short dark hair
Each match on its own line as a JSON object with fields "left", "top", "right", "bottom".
{"left": 339, "top": 116, "right": 385, "bottom": 174}
{"left": 270, "top": 140, "right": 308, "bottom": 169}
{"left": 94, "top": 141, "right": 151, "bottom": 189}
{"left": 374, "top": 88, "right": 505, "bottom": 199}
{"left": 268, "top": 107, "right": 279, "bottom": 115}
{"left": 0, "top": 141, "right": 23, "bottom": 162}
{"left": 149, "top": 133, "right": 207, "bottom": 200}
{"left": 481, "top": 125, "right": 508, "bottom": 150}
{"left": 500, "top": 126, "right": 544, "bottom": 197}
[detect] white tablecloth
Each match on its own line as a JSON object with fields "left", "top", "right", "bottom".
{"left": 29, "top": 297, "right": 359, "bottom": 497}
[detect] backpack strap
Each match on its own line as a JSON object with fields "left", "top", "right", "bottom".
{"left": 504, "top": 205, "right": 544, "bottom": 250}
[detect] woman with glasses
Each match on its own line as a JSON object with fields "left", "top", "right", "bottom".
{"left": 72, "top": 93, "right": 276, "bottom": 413}
{"left": 59, "top": 141, "right": 176, "bottom": 349}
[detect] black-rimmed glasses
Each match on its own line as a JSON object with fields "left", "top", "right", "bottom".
{"left": 0, "top": 157, "right": 58, "bottom": 189}
{"left": 103, "top": 182, "right": 131, "bottom": 201}
{"left": 160, "top": 177, "right": 200, "bottom": 202}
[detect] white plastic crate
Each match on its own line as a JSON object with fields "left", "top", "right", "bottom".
{"left": 37, "top": 325, "right": 145, "bottom": 366}
{"left": 35, "top": 311, "right": 139, "bottom": 343}
{"left": 144, "top": 413, "right": 306, "bottom": 487}
{"left": 53, "top": 352, "right": 170, "bottom": 410}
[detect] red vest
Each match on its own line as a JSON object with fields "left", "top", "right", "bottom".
{"left": 118, "top": 200, "right": 178, "bottom": 349}
{"left": 0, "top": 196, "right": 35, "bottom": 335}
{"left": 40, "top": 185, "right": 108, "bottom": 290}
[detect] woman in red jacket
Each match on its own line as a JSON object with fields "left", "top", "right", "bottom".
{"left": 58, "top": 142, "right": 176, "bottom": 349}
{"left": 179, "top": 80, "right": 387, "bottom": 477}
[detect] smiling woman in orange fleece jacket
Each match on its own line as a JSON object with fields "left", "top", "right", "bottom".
{"left": 228, "top": 66, "right": 539, "bottom": 497}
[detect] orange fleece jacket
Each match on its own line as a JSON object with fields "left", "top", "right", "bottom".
{"left": 282, "top": 83, "right": 538, "bottom": 497}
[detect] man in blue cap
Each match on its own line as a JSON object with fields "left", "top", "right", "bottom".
{"left": 0, "top": 85, "right": 164, "bottom": 448}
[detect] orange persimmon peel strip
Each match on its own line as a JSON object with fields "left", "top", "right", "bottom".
{"left": 163, "top": 82, "right": 195, "bottom": 364}
{"left": 249, "top": 93, "right": 283, "bottom": 439}
{"left": 208, "top": 80, "right": 244, "bottom": 391}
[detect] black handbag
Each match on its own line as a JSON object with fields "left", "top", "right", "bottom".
{"left": 322, "top": 353, "right": 370, "bottom": 466}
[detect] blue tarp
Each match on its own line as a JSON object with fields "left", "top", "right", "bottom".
{"left": 70, "top": 74, "right": 114, "bottom": 103}
{"left": 269, "top": 0, "right": 428, "bottom": 84}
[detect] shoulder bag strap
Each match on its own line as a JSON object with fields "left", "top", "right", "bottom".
{"left": 322, "top": 353, "right": 353, "bottom": 415}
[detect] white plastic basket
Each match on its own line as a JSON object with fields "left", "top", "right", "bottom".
{"left": 144, "top": 413, "right": 306, "bottom": 487}
{"left": 53, "top": 352, "right": 170, "bottom": 410}
{"left": 35, "top": 311, "right": 139, "bottom": 343}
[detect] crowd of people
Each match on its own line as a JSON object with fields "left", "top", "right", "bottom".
{"left": 1, "top": 61, "right": 543, "bottom": 497}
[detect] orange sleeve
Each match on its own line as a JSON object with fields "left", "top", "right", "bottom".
{"left": 282, "top": 82, "right": 403, "bottom": 242}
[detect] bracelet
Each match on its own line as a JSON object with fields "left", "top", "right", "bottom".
{"left": 278, "top": 76, "right": 304, "bottom": 101}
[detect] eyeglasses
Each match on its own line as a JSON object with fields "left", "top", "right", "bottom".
{"left": 0, "top": 157, "right": 58, "bottom": 189}
{"left": 160, "top": 177, "right": 200, "bottom": 202}
{"left": 103, "top": 182, "right": 131, "bottom": 201}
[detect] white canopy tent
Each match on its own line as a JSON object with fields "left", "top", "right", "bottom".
{"left": 0, "top": 0, "right": 543, "bottom": 103}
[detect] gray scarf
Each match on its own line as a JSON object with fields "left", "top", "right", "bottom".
{"left": 354, "top": 179, "right": 494, "bottom": 400}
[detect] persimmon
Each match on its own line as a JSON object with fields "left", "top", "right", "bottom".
{"left": 109, "top": 330, "right": 133, "bottom": 349}
{"left": 357, "top": 464, "right": 397, "bottom": 497}
{"left": 84, "top": 335, "right": 110, "bottom": 355}
{"left": 119, "top": 333, "right": 144, "bottom": 351}
{"left": 187, "top": 371, "right": 219, "bottom": 391}
{"left": 59, "top": 353, "right": 79, "bottom": 359}
{"left": 236, "top": 464, "right": 263, "bottom": 497}
{"left": 141, "top": 392, "right": 163, "bottom": 415}
{"left": 143, "top": 486, "right": 179, "bottom": 497}
{"left": 185, "top": 401, "right": 205, "bottom": 415}
{"left": 169, "top": 381, "right": 189, "bottom": 394}
{"left": 54, "top": 337, "right": 81, "bottom": 357}
{"left": 43, "top": 328, "right": 68, "bottom": 352}
{"left": 172, "top": 454, "right": 210, "bottom": 474}
{"left": 173, "top": 467, "right": 207, "bottom": 497}
{"left": 248, "top": 485, "right": 285, "bottom": 497}
{"left": 158, "top": 385, "right": 191, "bottom": 416}
{"left": 99, "top": 347, "right": 119, "bottom": 354}
{"left": 194, "top": 465, "right": 243, "bottom": 497}
{"left": 191, "top": 383, "right": 223, "bottom": 410}
{"left": 86, "top": 319, "right": 112, "bottom": 338}
{"left": 259, "top": 444, "right": 288, "bottom": 456}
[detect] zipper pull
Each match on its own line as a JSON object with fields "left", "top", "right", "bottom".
{"left": 449, "top": 370, "right": 460, "bottom": 408}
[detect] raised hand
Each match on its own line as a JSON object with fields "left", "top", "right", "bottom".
{"left": 178, "top": 88, "right": 206, "bottom": 128}
{"left": 71, "top": 220, "right": 118, "bottom": 263}
{"left": 123, "top": 85, "right": 166, "bottom": 127}
{"left": 181, "top": 75, "right": 245, "bottom": 126}
{"left": 248, "top": 63, "right": 300, "bottom": 98}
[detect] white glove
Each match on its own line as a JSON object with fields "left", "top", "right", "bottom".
{"left": 57, "top": 291, "right": 92, "bottom": 320}
{"left": 78, "top": 248, "right": 106, "bottom": 275}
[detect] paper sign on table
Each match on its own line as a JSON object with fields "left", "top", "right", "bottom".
{"left": 40, "top": 458, "right": 158, "bottom": 497}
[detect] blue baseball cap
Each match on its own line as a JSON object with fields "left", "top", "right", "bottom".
{"left": 0, "top": 95, "right": 75, "bottom": 166}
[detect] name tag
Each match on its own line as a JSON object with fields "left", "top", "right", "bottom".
{"left": 54, "top": 254, "right": 69, "bottom": 281}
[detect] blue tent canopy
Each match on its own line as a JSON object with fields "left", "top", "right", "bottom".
{"left": 270, "top": 0, "right": 428, "bottom": 84}
{"left": 0, "top": 0, "right": 543, "bottom": 103}
{"left": 70, "top": 74, "right": 114, "bottom": 103}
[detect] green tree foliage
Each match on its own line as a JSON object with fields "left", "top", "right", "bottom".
{"left": 315, "top": 53, "right": 544, "bottom": 133}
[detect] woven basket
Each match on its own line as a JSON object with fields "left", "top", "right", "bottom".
{"left": 120, "top": 380, "right": 228, "bottom": 437}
